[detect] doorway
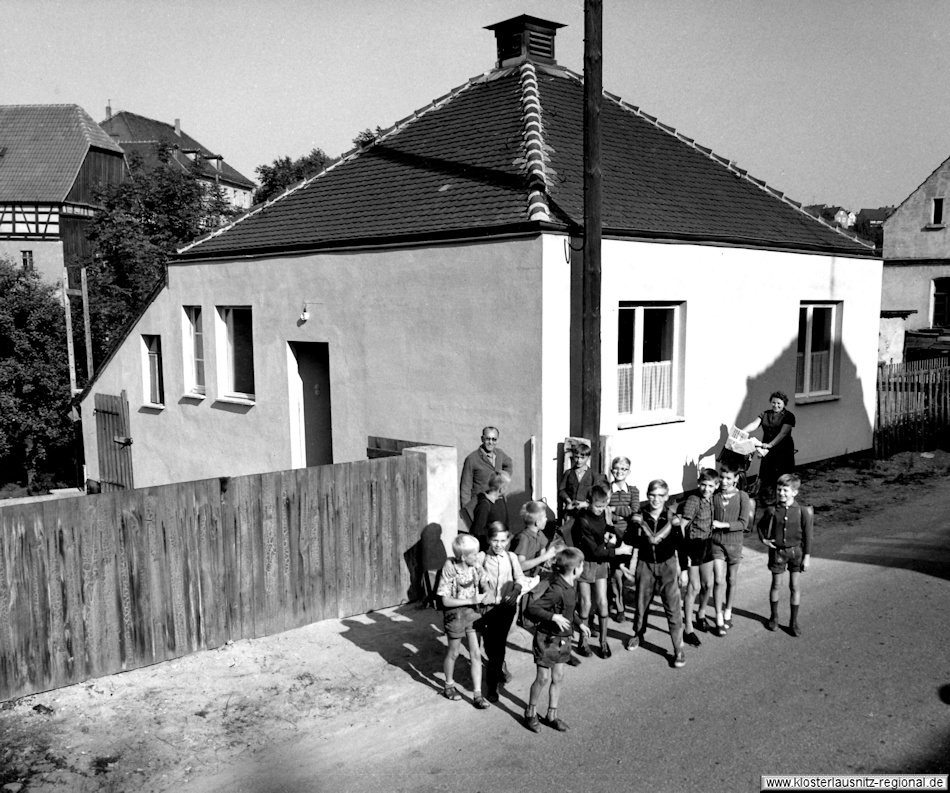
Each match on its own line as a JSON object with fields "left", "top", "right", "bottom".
{"left": 288, "top": 342, "right": 333, "bottom": 467}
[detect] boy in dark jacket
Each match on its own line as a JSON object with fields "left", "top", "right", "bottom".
{"left": 523, "top": 547, "right": 587, "bottom": 733}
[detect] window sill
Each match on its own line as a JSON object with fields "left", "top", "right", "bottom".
{"left": 617, "top": 414, "right": 685, "bottom": 430}
{"left": 794, "top": 394, "right": 840, "bottom": 405}
{"left": 215, "top": 395, "right": 256, "bottom": 407}
{"left": 181, "top": 393, "right": 206, "bottom": 402}
{"left": 922, "top": 224, "right": 946, "bottom": 231}
{"left": 141, "top": 403, "right": 165, "bottom": 412}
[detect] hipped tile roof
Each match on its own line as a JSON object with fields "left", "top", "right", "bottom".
{"left": 178, "top": 63, "right": 872, "bottom": 260}
{"left": 100, "top": 111, "right": 255, "bottom": 191}
{"left": 0, "top": 104, "right": 124, "bottom": 202}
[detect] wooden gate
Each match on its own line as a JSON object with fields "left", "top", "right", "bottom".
{"left": 94, "top": 391, "right": 133, "bottom": 490}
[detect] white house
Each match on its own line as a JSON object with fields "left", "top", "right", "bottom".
{"left": 77, "top": 15, "right": 880, "bottom": 508}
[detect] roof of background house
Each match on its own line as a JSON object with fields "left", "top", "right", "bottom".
{"left": 0, "top": 104, "right": 125, "bottom": 202}
{"left": 171, "top": 23, "right": 873, "bottom": 261}
{"left": 100, "top": 110, "right": 255, "bottom": 191}
{"left": 858, "top": 206, "right": 893, "bottom": 223}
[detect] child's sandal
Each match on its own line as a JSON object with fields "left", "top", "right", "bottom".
{"left": 473, "top": 695, "right": 490, "bottom": 709}
{"left": 442, "top": 685, "right": 461, "bottom": 701}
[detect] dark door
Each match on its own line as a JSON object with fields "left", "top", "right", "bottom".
{"left": 94, "top": 390, "right": 134, "bottom": 490}
{"left": 290, "top": 342, "right": 333, "bottom": 466}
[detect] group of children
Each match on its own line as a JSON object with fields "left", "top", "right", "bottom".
{"left": 436, "top": 443, "right": 813, "bottom": 733}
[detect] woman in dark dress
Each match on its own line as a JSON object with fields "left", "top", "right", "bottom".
{"left": 742, "top": 390, "right": 796, "bottom": 504}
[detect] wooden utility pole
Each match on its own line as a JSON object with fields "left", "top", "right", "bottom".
{"left": 581, "top": 0, "right": 604, "bottom": 467}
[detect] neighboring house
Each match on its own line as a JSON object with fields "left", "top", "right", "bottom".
{"left": 804, "top": 204, "right": 856, "bottom": 229}
{"left": 99, "top": 109, "right": 255, "bottom": 212}
{"left": 77, "top": 15, "right": 880, "bottom": 506}
{"left": 882, "top": 157, "right": 950, "bottom": 362}
{"left": 0, "top": 104, "right": 125, "bottom": 285}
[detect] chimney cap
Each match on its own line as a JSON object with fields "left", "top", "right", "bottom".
{"left": 485, "top": 14, "right": 566, "bottom": 68}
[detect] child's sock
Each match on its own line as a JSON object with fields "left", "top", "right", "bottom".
{"left": 546, "top": 707, "right": 558, "bottom": 721}
{"left": 723, "top": 608, "right": 732, "bottom": 622}
{"left": 525, "top": 704, "right": 536, "bottom": 717}
{"left": 767, "top": 600, "right": 779, "bottom": 631}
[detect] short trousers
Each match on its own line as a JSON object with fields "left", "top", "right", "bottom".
{"left": 711, "top": 530, "right": 743, "bottom": 565}
{"left": 768, "top": 545, "right": 804, "bottom": 573}
{"left": 686, "top": 536, "right": 714, "bottom": 567}
{"left": 578, "top": 560, "right": 609, "bottom": 583}
{"left": 443, "top": 606, "right": 482, "bottom": 640}
{"left": 533, "top": 631, "right": 572, "bottom": 668}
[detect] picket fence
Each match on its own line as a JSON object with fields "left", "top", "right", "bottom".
{"left": 875, "top": 358, "right": 950, "bottom": 457}
{"left": 0, "top": 454, "right": 426, "bottom": 701}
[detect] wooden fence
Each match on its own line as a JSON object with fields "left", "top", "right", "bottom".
{"left": 875, "top": 358, "right": 950, "bottom": 457}
{"left": 0, "top": 453, "right": 426, "bottom": 701}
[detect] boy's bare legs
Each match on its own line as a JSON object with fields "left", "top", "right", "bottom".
{"left": 698, "top": 562, "right": 713, "bottom": 630}
{"left": 594, "top": 578, "right": 611, "bottom": 656}
{"left": 724, "top": 561, "right": 740, "bottom": 625}
{"left": 443, "top": 638, "right": 462, "bottom": 693}
{"left": 525, "top": 666, "right": 549, "bottom": 732}
{"left": 767, "top": 572, "right": 782, "bottom": 630}
{"left": 788, "top": 570, "right": 801, "bottom": 635}
{"left": 576, "top": 581, "right": 593, "bottom": 655}
{"left": 713, "top": 558, "right": 727, "bottom": 634}
{"left": 684, "top": 566, "right": 699, "bottom": 633}
{"left": 610, "top": 568, "right": 626, "bottom": 620}
{"left": 465, "top": 629, "right": 486, "bottom": 704}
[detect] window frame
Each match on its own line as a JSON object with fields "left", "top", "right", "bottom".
{"left": 616, "top": 301, "right": 685, "bottom": 426}
{"left": 141, "top": 334, "right": 165, "bottom": 407}
{"left": 181, "top": 306, "right": 206, "bottom": 397}
{"left": 215, "top": 306, "right": 255, "bottom": 403}
{"left": 796, "top": 302, "right": 841, "bottom": 400}
{"left": 933, "top": 197, "right": 945, "bottom": 227}
{"left": 20, "top": 250, "right": 34, "bottom": 271}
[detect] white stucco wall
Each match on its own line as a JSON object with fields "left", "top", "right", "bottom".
{"left": 884, "top": 161, "right": 950, "bottom": 261}
{"left": 80, "top": 238, "right": 549, "bottom": 513}
{"left": 0, "top": 240, "right": 64, "bottom": 286}
{"left": 597, "top": 240, "right": 881, "bottom": 497}
{"left": 882, "top": 262, "right": 950, "bottom": 331}
{"left": 878, "top": 317, "right": 907, "bottom": 364}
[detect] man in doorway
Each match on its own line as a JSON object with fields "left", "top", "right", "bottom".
{"left": 460, "top": 427, "right": 513, "bottom": 522}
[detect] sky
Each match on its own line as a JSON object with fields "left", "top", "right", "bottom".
{"left": 5, "top": 0, "right": 949, "bottom": 212}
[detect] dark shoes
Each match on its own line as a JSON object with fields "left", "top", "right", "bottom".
{"left": 624, "top": 634, "right": 641, "bottom": 651}
{"left": 474, "top": 695, "right": 490, "bottom": 709}
{"left": 542, "top": 715, "right": 570, "bottom": 731}
{"left": 567, "top": 655, "right": 582, "bottom": 667}
{"left": 683, "top": 631, "right": 702, "bottom": 647}
{"left": 524, "top": 712, "right": 541, "bottom": 733}
{"left": 714, "top": 623, "right": 726, "bottom": 637}
{"left": 442, "top": 685, "right": 461, "bottom": 701}
{"left": 599, "top": 642, "right": 612, "bottom": 659}
{"left": 577, "top": 643, "right": 593, "bottom": 657}
{"left": 486, "top": 689, "right": 500, "bottom": 703}
{"left": 790, "top": 621, "right": 802, "bottom": 637}
{"left": 766, "top": 617, "right": 778, "bottom": 632}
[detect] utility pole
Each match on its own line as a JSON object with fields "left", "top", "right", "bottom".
{"left": 581, "top": 0, "right": 603, "bottom": 468}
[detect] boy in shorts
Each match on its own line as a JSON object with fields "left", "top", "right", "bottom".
{"left": 711, "top": 461, "right": 754, "bottom": 637}
{"left": 523, "top": 547, "right": 588, "bottom": 732}
{"left": 678, "top": 468, "right": 719, "bottom": 645}
{"left": 758, "top": 473, "right": 813, "bottom": 636}
{"left": 437, "top": 533, "right": 490, "bottom": 708}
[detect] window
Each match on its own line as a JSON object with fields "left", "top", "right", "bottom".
{"left": 933, "top": 279, "right": 950, "bottom": 327}
{"left": 142, "top": 335, "right": 164, "bottom": 406}
{"left": 796, "top": 303, "right": 840, "bottom": 398}
{"left": 182, "top": 306, "right": 206, "bottom": 395}
{"left": 216, "top": 307, "right": 255, "bottom": 400}
{"left": 21, "top": 251, "right": 33, "bottom": 271}
{"left": 933, "top": 198, "right": 945, "bottom": 226}
{"left": 618, "top": 302, "right": 684, "bottom": 419}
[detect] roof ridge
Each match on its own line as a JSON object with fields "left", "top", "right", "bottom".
{"left": 515, "top": 61, "right": 553, "bottom": 222}
{"left": 178, "top": 71, "right": 492, "bottom": 255}
{"left": 548, "top": 66, "right": 873, "bottom": 251}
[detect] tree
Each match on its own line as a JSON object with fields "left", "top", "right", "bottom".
{"left": 0, "top": 257, "right": 74, "bottom": 491}
{"left": 85, "top": 143, "right": 235, "bottom": 365}
{"left": 254, "top": 148, "right": 332, "bottom": 205}
{"left": 352, "top": 126, "right": 384, "bottom": 148}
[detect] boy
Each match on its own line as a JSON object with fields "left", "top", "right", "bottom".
{"left": 678, "top": 468, "right": 719, "bottom": 645}
{"left": 608, "top": 456, "right": 639, "bottom": 622}
{"left": 710, "top": 461, "right": 754, "bottom": 637}
{"left": 621, "top": 479, "right": 689, "bottom": 668}
{"left": 757, "top": 473, "right": 813, "bottom": 636}
{"left": 523, "top": 546, "right": 588, "bottom": 732}
{"left": 572, "top": 485, "right": 633, "bottom": 658}
{"left": 437, "top": 533, "right": 490, "bottom": 708}
{"left": 512, "top": 501, "right": 559, "bottom": 579}
{"left": 557, "top": 443, "right": 608, "bottom": 527}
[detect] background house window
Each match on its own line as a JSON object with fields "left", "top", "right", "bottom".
{"left": 142, "top": 334, "right": 164, "bottom": 405}
{"left": 933, "top": 279, "right": 950, "bottom": 327}
{"left": 21, "top": 250, "right": 33, "bottom": 271}
{"left": 217, "top": 307, "right": 255, "bottom": 399}
{"left": 618, "top": 302, "right": 683, "bottom": 417}
{"left": 182, "top": 306, "right": 206, "bottom": 395}
{"left": 933, "top": 198, "right": 944, "bottom": 226}
{"left": 796, "top": 303, "right": 840, "bottom": 397}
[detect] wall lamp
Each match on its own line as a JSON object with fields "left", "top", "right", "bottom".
{"left": 300, "top": 302, "right": 320, "bottom": 322}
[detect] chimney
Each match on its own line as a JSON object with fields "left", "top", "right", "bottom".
{"left": 484, "top": 15, "right": 565, "bottom": 69}
{"left": 105, "top": 101, "right": 112, "bottom": 119}
{"left": 174, "top": 118, "right": 181, "bottom": 137}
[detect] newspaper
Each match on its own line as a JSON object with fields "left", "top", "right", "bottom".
{"left": 725, "top": 425, "right": 759, "bottom": 456}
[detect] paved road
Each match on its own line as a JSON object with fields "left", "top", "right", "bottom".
{"left": 192, "top": 480, "right": 950, "bottom": 793}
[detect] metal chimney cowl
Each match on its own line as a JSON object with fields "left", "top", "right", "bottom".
{"left": 484, "top": 14, "right": 565, "bottom": 69}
